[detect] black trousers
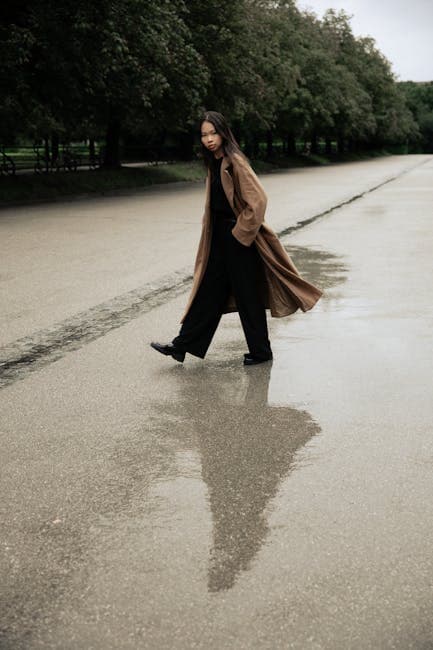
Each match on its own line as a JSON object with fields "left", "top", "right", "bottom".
{"left": 172, "top": 218, "right": 271, "bottom": 359}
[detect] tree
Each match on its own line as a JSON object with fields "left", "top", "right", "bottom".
{"left": 0, "top": 0, "right": 424, "bottom": 161}
{"left": 1, "top": 1, "right": 208, "bottom": 166}
{"left": 240, "top": 0, "right": 300, "bottom": 155}
{"left": 321, "top": 10, "right": 418, "bottom": 149}
{"left": 399, "top": 81, "right": 432, "bottom": 151}
{"left": 72, "top": 0, "right": 208, "bottom": 167}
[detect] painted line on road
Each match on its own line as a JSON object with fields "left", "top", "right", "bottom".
{"left": 278, "top": 157, "right": 431, "bottom": 238}
{"left": 0, "top": 270, "right": 192, "bottom": 389}
{"left": 0, "top": 157, "right": 430, "bottom": 389}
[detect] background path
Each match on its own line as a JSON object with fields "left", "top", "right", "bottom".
{"left": 0, "top": 155, "right": 429, "bottom": 347}
{"left": 1, "top": 155, "right": 433, "bottom": 649}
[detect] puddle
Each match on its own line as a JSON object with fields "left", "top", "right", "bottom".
{"left": 147, "top": 362, "right": 321, "bottom": 592}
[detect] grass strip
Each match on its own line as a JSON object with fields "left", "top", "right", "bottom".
{"left": 0, "top": 151, "right": 393, "bottom": 207}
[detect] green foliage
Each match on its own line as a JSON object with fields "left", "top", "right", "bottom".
{"left": 399, "top": 82, "right": 433, "bottom": 151}
{"left": 0, "top": 0, "right": 427, "bottom": 160}
{"left": 0, "top": 20, "right": 35, "bottom": 142}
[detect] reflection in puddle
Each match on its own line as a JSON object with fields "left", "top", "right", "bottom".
{"left": 154, "top": 362, "right": 321, "bottom": 592}
{"left": 283, "top": 244, "right": 348, "bottom": 292}
{"left": 145, "top": 244, "right": 347, "bottom": 592}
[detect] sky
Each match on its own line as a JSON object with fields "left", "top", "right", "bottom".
{"left": 299, "top": 0, "right": 433, "bottom": 81}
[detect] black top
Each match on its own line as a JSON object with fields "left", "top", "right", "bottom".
{"left": 210, "top": 157, "right": 236, "bottom": 221}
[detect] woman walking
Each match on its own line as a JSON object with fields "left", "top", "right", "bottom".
{"left": 151, "top": 111, "right": 322, "bottom": 365}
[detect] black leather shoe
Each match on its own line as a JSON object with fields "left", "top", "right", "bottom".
{"left": 243, "top": 353, "right": 273, "bottom": 366}
{"left": 150, "top": 342, "right": 185, "bottom": 363}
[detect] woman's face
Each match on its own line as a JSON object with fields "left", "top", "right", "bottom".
{"left": 200, "top": 121, "right": 224, "bottom": 157}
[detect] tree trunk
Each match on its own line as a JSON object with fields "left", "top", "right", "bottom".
{"left": 325, "top": 137, "right": 332, "bottom": 156}
{"left": 103, "top": 118, "right": 121, "bottom": 168}
{"left": 178, "top": 129, "right": 194, "bottom": 160}
{"left": 252, "top": 134, "right": 260, "bottom": 158}
{"left": 89, "top": 138, "right": 97, "bottom": 167}
{"left": 337, "top": 135, "right": 345, "bottom": 154}
{"left": 51, "top": 133, "right": 59, "bottom": 164}
{"left": 286, "top": 133, "right": 297, "bottom": 155}
{"left": 310, "top": 131, "right": 319, "bottom": 154}
{"left": 243, "top": 135, "right": 253, "bottom": 158}
{"left": 44, "top": 136, "right": 50, "bottom": 173}
{"left": 266, "top": 130, "right": 273, "bottom": 158}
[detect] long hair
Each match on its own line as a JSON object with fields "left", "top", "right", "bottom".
{"left": 200, "top": 111, "right": 246, "bottom": 172}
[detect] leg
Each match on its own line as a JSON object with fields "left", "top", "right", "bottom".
{"left": 226, "top": 233, "right": 272, "bottom": 360}
{"left": 172, "top": 236, "right": 230, "bottom": 358}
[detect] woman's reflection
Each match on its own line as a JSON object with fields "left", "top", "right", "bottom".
{"left": 171, "top": 361, "right": 321, "bottom": 592}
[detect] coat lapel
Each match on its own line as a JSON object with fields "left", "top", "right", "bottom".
{"left": 205, "top": 170, "right": 211, "bottom": 208}
{"left": 220, "top": 156, "right": 235, "bottom": 211}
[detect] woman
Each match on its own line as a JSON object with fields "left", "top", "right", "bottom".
{"left": 151, "top": 111, "right": 322, "bottom": 365}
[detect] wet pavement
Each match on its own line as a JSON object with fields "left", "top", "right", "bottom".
{"left": 0, "top": 155, "right": 429, "bottom": 347}
{"left": 1, "top": 155, "right": 433, "bottom": 649}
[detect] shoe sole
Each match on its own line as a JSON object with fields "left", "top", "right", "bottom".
{"left": 243, "top": 357, "right": 273, "bottom": 366}
{"left": 150, "top": 343, "right": 185, "bottom": 363}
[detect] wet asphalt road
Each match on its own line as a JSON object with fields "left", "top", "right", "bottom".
{"left": 1, "top": 155, "right": 433, "bottom": 649}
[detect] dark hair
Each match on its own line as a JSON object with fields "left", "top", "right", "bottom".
{"left": 199, "top": 111, "right": 245, "bottom": 171}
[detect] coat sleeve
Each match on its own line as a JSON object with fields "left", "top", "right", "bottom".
{"left": 231, "top": 154, "right": 267, "bottom": 247}
{"left": 202, "top": 172, "right": 211, "bottom": 224}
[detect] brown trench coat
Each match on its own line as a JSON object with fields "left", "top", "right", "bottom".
{"left": 181, "top": 153, "right": 322, "bottom": 322}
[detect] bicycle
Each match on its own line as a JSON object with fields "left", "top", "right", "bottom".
{"left": 1, "top": 147, "right": 16, "bottom": 176}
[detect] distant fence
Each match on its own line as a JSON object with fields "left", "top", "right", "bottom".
{"left": 0, "top": 144, "right": 104, "bottom": 176}
{"left": 1, "top": 139, "right": 403, "bottom": 178}
{"left": 0, "top": 141, "right": 327, "bottom": 177}
{"left": 0, "top": 143, "right": 180, "bottom": 176}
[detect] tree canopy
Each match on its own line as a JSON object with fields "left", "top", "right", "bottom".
{"left": 0, "top": 0, "right": 425, "bottom": 165}
{"left": 399, "top": 81, "right": 433, "bottom": 152}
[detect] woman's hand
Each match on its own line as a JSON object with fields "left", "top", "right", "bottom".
{"left": 231, "top": 154, "right": 267, "bottom": 247}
